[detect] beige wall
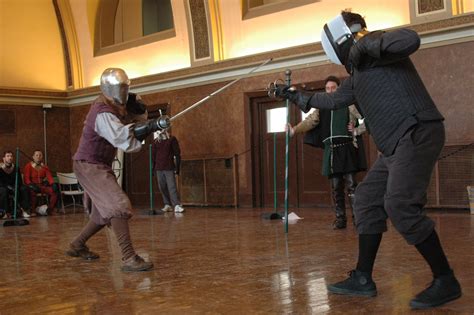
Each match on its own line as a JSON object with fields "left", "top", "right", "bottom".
{"left": 220, "top": 1, "right": 411, "bottom": 59}
{"left": 0, "top": 0, "right": 67, "bottom": 90}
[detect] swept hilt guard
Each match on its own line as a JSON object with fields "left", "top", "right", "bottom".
{"left": 267, "top": 79, "right": 296, "bottom": 99}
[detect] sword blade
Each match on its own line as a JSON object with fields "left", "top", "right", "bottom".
{"left": 170, "top": 58, "right": 273, "bottom": 122}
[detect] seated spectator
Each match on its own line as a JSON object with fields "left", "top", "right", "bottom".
{"left": 0, "top": 151, "right": 31, "bottom": 218}
{"left": 23, "top": 150, "right": 58, "bottom": 215}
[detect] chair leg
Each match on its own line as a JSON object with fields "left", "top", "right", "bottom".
{"left": 72, "top": 195, "right": 76, "bottom": 215}
{"left": 60, "top": 193, "right": 65, "bottom": 214}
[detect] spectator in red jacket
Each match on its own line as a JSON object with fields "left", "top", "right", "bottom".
{"left": 23, "top": 150, "right": 58, "bottom": 215}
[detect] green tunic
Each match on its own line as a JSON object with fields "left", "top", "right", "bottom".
{"left": 321, "top": 108, "right": 352, "bottom": 176}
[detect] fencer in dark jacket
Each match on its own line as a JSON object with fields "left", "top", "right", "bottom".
{"left": 275, "top": 11, "right": 461, "bottom": 310}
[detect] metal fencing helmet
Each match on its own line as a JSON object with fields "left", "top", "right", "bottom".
{"left": 321, "top": 14, "right": 362, "bottom": 65}
{"left": 100, "top": 68, "right": 131, "bottom": 105}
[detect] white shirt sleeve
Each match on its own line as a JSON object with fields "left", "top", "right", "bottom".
{"left": 95, "top": 112, "right": 142, "bottom": 153}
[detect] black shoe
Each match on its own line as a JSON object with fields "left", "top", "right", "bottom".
{"left": 410, "top": 271, "right": 462, "bottom": 309}
{"left": 333, "top": 217, "right": 347, "bottom": 229}
{"left": 327, "top": 270, "right": 377, "bottom": 297}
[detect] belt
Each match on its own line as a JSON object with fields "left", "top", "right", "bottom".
{"left": 329, "top": 141, "right": 353, "bottom": 149}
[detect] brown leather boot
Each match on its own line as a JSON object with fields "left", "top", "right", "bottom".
{"left": 66, "top": 245, "right": 99, "bottom": 260}
{"left": 121, "top": 255, "right": 154, "bottom": 272}
{"left": 331, "top": 176, "right": 347, "bottom": 229}
{"left": 346, "top": 173, "right": 358, "bottom": 226}
{"left": 333, "top": 215, "right": 347, "bottom": 229}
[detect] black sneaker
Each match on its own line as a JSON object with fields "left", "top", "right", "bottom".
{"left": 327, "top": 270, "right": 377, "bottom": 297}
{"left": 410, "top": 271, "right": 462, "bottom": 309}
{"left": 333, "top": 217, "right": 347, "bottom": 229}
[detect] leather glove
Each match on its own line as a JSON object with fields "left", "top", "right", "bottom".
{"left": 134, "top": 116, "right": 170, "bottom": 141}
{"left": 273, "top": 84, "right": 290, "bottom": 99}
{"left": 349, "top": 31, "right": 383, "bottom": 69}
{"left": 274, "top": 84, "right": 313, "bottom": 113}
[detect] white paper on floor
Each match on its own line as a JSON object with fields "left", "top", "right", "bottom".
{"left": 282, "top": 212, "right": 303, "bottom": 222}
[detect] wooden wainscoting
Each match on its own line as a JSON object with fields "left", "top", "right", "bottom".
{"left": 427, "top": 143, "right": 474, "bottom": 208}
{"left": 179, "top": 155, "right": 238, "bottom": 207}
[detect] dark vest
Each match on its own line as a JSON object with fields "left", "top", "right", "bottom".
{"left": 353, "top": 58, "right": 443, "bottom": 155}
{"left": 303, "top": 109, "right": 350, "bottom": 148}
{"left": 73, "top": 96, "right": 122, "bottom": 166}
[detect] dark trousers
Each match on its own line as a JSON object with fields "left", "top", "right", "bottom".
{"left": 0, "top": 185, "right": 31, "bottom": 214}
{"left": 156, "top": 170, "right": 180, "bottom": 207}
{"left": 330, "top": 173, "right": 357, "bottom": 218}
{"left": 353, "top": 121, "right": 444, "bottom": 245}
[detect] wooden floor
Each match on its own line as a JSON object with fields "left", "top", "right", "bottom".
{"left": 0, "top": 208, "right": 472, "bottom": 314}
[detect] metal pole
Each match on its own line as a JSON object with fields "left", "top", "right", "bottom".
{"left": 273, "top": 132, "right": 277, "bottom": 213}
{"left": 43, "top": 109, "right": 48, "bottom": 164}
{"left": 149, "top": 144, "right": 154, "bottom": 212}
{"left": 13, "top": 147, "right": 20, "bottom": 220}
{"left": 284, "top": 69, "right": 292, "bottom": 233}
{"left": 233, "top": 154, "right": 238, "bottom": 208}
{"left": 170, "top": 58, "right": 273, "bottom": 122}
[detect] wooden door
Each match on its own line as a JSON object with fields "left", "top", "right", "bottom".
{"left": 251, "top": 97, "right": 332, "bottom": 208}
{"left": 260, "top": 101, "right": 298, "bottom": 208}
{"left": 295, "top": 111, "right": 332, "bottom": 207}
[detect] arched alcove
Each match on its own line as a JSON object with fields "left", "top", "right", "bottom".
{"left": 94, "top": 0, "right": 176, "bottom": 56}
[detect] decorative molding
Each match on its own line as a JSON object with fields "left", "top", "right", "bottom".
{"left": 55, "top": 0, "right": 84, "bottom": 89}
{"left": 52, "top": 0, "right": 73, "bottom": 89}
{"left": 185, "top": 0, "right": 214, "bottom": 66}
{"left": 0, "top": 88, "right": 67, "bottom": 97}
{"left": 190, "top": 0, "right": 210, "bottom": 59}
{"left": 408, "top": 11, "right": 473, "bottom": 32}
{"left": 242, "top": 0, "right": 319, "bottom": 20}
{"left": 410, "top": 0, "right": 453, "bottom": 24}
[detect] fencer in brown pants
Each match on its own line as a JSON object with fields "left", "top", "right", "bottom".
{"left": 67, "top": 68, "right": 168, "bottom": 272}
{"left": 68, "top": 161, "right": 147, "bottom": 272}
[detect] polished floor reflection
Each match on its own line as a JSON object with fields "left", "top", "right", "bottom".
{"left": 0, "top": 208, "right": 472, "bottom": 314}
